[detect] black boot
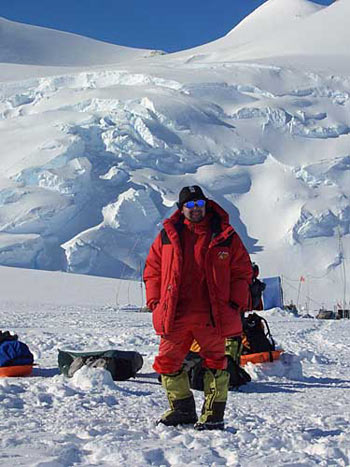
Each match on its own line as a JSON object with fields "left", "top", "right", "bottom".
{"left": 157, "top": 371, "right": 198, "bottom": 427}
{"left": 194, "top": 401, "right": 226, "bottom": 430}
{"left": 194, "top": 369, "right": 229, "bottom": 431}
{"left": 157, "top": 395, "right": 198, "bottom": 426}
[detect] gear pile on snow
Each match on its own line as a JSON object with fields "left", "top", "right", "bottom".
{"left": 240, "top": 313, "right": 283, "bottom": 365}
{"left": 241, "top": 313, "right": 275, "bottom": 354}
{"left": 184, "top": 342, "right": 251, "bottom": 392}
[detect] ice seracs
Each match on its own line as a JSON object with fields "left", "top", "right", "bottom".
{"left": 62, "top": 188, "right": 163, "bottom": 278}
{"left": 0, "top": 0, "right": 349, "bottom": 306}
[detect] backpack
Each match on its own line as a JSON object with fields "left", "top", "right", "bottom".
{"left": 58, "top": 349, "right": 143, "bottom": 381}
{"left": 242, "top": 313, "right": 275, "bottom": 355}
{"left": 183, "top": 351, "right": 251, "bottom": 391}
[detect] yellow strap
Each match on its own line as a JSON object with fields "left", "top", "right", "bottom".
{"left": 190, "top": 340, "right": 201, "bottom": 353}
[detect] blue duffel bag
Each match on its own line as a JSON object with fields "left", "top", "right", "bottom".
{"left": 0, "top": 331, "right": 34, "bottom": 367}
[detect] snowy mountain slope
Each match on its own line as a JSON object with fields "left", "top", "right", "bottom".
{"left": 174, "top": 0, "right": 350, "bottom": 73}
{"left": 0, "top": 16, "right": 159, "bottom": 67}
{"left": 0, "top": 0, "right": 349, "bottom": 308}
{"left": 212, "top": 0, "right": 324, "bottom": 52}
{"left": 0, "top": 267, "right": 349, "bottom": 466}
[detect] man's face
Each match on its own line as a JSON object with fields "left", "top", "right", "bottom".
{"left": 182, "top": 199, "right": 206, "bottom": 223}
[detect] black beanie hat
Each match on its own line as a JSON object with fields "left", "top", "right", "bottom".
{"left": 177, "top": 185, "right": 207, "bottom": 208}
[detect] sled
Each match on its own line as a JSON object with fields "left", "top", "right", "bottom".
{"left": 0, "top": 364, "right": 33, "bottom": 377}
{"left": 240, "top": 349, "right": 284, "bottom": 366}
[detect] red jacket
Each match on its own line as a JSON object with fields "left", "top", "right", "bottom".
{"left": 144, "top": 200, "right": 253, "bottom": 338}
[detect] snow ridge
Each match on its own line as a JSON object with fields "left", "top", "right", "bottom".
{"left": 0, "top": 16, "right": 160, "bottom": 66}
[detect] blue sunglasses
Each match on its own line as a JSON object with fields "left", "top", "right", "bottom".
{"left": 184, "top": 199, "right": 206, "bottom": 209}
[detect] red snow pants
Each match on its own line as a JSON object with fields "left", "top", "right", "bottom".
{"left": 153, "top": 317, "right": 227, "bottom": 375}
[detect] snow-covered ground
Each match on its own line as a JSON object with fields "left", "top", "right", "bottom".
{"left": 0, "top": 266, "right": 349, "bottom": 466}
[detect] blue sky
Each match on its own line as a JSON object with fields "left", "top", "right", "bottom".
{"left": 1, "top": 0, "right": 334, "bottom": 52}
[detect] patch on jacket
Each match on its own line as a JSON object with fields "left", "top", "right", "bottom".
{"left": 217, "top": 251, "right": 229, "bottom": 260}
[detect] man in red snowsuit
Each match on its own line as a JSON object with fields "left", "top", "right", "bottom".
{"left": 144, "top": 185, "right": 252, "bottom": 430}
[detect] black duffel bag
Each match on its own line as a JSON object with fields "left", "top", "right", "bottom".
{"left": 58, "top": 349, "right": 143, "bottom": 381}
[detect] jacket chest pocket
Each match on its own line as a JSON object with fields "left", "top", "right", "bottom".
{"left": 210, "top": 247, "right": 231, "bottom": 293}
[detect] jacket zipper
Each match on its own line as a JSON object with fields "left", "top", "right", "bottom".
{"left": 209, "top": 305, "right": 216, "bottom": 327}
{"left": 205, "top": 248, "right": 216, "bottom": 328}
{"left": 162, "top": 283, "right": 172, "bottom": 334}
{"left": 162, "top": 300, "right": 167, "bottom": 334}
